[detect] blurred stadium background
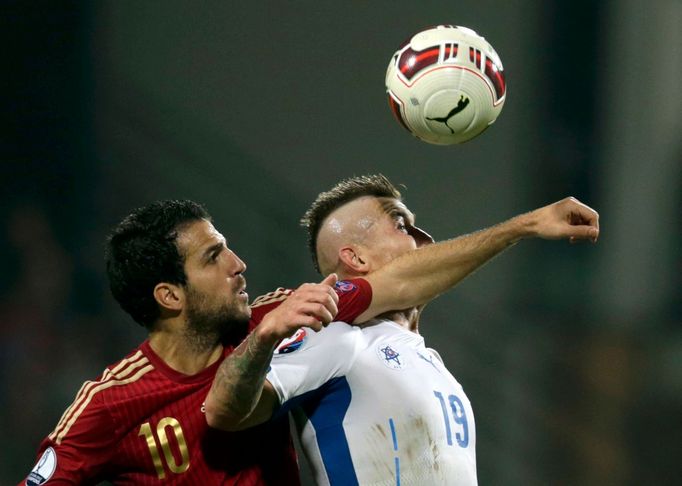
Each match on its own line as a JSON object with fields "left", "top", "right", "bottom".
{"left": 2, "top": 1, "right": 680, "bottom": 484}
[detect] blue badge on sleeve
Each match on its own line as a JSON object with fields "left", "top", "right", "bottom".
{"left": 334, "top": 280, "right": 357, "bottom": 294}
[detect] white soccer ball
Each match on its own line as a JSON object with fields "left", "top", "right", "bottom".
{"left": 385, "top": 25, "right": 506, "bottom": 145}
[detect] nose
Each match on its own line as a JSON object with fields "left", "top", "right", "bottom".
{"left": 228, "top": 250, "right": 247, "bottom": 275}
{"left": 407, "top": 225, "right": 435, "bottom": 248}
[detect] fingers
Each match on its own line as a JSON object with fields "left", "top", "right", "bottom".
{"left": 545, "top": 197, "right": 599, "bottom": 243}
{"left": 568, "top": 198, "right": 599, "bottom": 227}
{"left": 320, "top": 273, "right": 339, "bottom": 304}
{"left": 295, "top": 282, "right": 339, "bottom": 307}
{"left": 282, "top": 296, "right": 338, "bottom": 334}
{"left": 261, "top": 293, "right": 337, "bottom": 339}
{"left": 321, "top": 272, "right": 338, "bottom": 287}
{"left": 262, "top": 274, "right": 345, "bottom": 340}
{"left": 296, "top": 302, "right": 336, "bottom": 326}
{"left": 564, "top": 198, "right": 600, "bottom": 243}
{"left": 271, "top": 279, "right": 339, "bottom": 336}
{"left": 567, "top": 225, "right": 600, "bottom": 244}
{"left": 296, "top": 276, "right": 339, "bottom": 307}
{"left": 288, "top": 313, "right": 327, "bottom": 332}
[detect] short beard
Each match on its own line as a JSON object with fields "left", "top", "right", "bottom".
{"left": 184, "top": 287, "right": 250, "bottom": 352}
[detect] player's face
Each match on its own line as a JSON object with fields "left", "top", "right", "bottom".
{"left": 361, "top": 197, "right": 432, "bottom": 270}
{"left": 176, "top": 220, "right": 250, "bottom": 333}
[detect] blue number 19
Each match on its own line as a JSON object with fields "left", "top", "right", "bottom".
{"left": 433, "top": 390, "right": 469, "bottom": 448}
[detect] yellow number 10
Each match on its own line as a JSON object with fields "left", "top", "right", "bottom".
{"left": 139, "top": 417, "right": 190, "bottom": 479}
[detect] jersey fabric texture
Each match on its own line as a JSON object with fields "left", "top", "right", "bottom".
{"left": 249, "top": 278, "right": 373, "bottom": 329}
{"left": 266, "top": 320, "right": 478, "bottom": 486}
{"left": 22, "top": 341, "right": 299, "bottom": 485}
{"left": 22, "top": 278, "right": 372, "bottom": 485}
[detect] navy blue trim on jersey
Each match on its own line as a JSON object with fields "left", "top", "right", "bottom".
{"left": 277, "top": 377, "right": 358, "bottom": 486}
{"left": 389, "top": 418, "right": 401, "bottom": 485}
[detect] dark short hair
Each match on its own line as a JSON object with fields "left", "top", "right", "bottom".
{"left": 105, "top": 199, "right": 210, "bottom": 328}
{"left": 300, "top": 174, "right": 402, "bottom": 273}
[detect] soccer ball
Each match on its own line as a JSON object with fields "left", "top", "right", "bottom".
{"left": 385, "top": 25, "right": 506, "bottom": 145}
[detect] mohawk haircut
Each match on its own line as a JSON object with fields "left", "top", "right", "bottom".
{"left": 300, "top": 174, "right": 402, "bottom": 273}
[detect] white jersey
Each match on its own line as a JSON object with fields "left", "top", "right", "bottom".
{"left": 266, "top": 319, "right": 477, "bottom": 486}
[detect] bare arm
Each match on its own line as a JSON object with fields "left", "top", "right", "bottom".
{"left": 353, "top": 197, "right": 599, "bottom": 322}
{"left": 205, "top": 274, "right": 338, "bottom": 431}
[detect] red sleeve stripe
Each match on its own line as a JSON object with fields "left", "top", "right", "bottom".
{"left": 48, "top": 351, "right": 153, "bottom": 444}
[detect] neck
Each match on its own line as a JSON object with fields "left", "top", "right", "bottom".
{"left": 148, "top": 325, "right": 223, "bottom": 375}
{"left": 373, "top": 307, "right": 421, "bottom": 333}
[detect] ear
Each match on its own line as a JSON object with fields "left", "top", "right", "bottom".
{"left": 338, "top": 245, "right": 370, "bottom": 274}
{"left": 153, "top": 282, "right": 184, "bottom": 313}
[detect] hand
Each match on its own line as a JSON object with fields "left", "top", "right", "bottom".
{"left": 528, "top": 197, "right": 600, "bottom": 243}
{"left": 257, "top": 274, "right": 339, "bottom": 345}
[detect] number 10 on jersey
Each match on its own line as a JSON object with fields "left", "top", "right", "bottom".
{"left": 433, "top": 390, "right": 469, "bottom": 447}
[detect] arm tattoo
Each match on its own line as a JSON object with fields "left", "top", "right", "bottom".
{"left": 211, "top": 330, "right": 277, "bottom": 423}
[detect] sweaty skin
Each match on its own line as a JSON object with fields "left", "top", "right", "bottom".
{"left": 206, "top": 194, "right": 600, "bottom": 432}
{"left": 316, "top": 196, "right": 415, "bottom": 275}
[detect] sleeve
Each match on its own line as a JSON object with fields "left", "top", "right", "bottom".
{"left": 20, "top": 385, "right": 118, "bottom": 485}
{"left": 333, "top": 278, "right": 372, "bottom": 323}
{"left": 266, "top": 322, "right": 364, "bottom": 406}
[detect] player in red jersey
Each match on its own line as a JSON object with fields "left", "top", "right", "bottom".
{"left": 20, "top": 200, "right": 340, "bottom": 485}
{"left": 23, "top": 181, "right": 599, "bottom": 484}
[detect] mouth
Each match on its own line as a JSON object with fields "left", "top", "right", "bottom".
{"left": 234, "top": 274, "right": 248, "bottom": 300}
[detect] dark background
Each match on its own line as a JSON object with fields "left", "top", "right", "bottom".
{"left": 3, "top": 1, "right": 681, "bottom": 484}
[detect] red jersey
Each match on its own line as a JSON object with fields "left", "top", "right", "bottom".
{"left": 22, "top": 278, "right": 371, "bottom": 486}
{"left": 22, "top": 341, "right": 298, "bottom": 485}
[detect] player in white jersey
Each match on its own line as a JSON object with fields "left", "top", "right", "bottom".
{"left": 268, "top": 319, "right": 476, "bottom": 485}
{"left": 205, "top": 175, "right": 600, "bottom": 485}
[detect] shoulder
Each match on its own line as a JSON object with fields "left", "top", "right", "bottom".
{"left": 99, "top": 347, "right": 157, "bottom": 396}
{"left": 49, "top": 347, "right": 155, "bottom": 443}
{"left": 273, "top": 321, "right": 363, "bottom": 358}
{"left": 251, "top": 287, "right": 294, "bottom": 308}
{"left": 249, "top": 288, "right": 293, "bottom": 327}
{"left": 85, "top": 347, "right": 156, "bottom": 402}
{"left": 267, "top": 322, "right": 365, "bottom": 405}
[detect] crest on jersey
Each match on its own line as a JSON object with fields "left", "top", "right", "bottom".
{"left": 276, "top": 328, "right": 307, "bottom": 354}
{"left": 376, "top": 343, "right": 407, "bottom": 370}
{"left": 26, "top": 447, "right": 56, "bottom": 485}
{"left": 334, "top": 280, "right": 357, "bottom": 294}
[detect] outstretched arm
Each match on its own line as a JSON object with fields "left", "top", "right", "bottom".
{"left": 353, "top": 197, "right": 599, "bottom": 322}
{"left": 204, "top": 274, "right": 338, "bottom": 431}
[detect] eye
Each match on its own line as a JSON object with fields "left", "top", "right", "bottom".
{"left": 396, "top": 217, "right": 408, "bottom": 233}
